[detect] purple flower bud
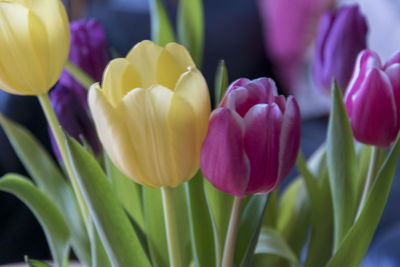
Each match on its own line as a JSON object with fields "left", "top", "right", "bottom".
{"left": 314, "top": 5, "right": 368, "bottom": 92}
{"left": 344, "top": 49, "right": 400, "bottom": 147}
{"left": 200, "top": 78, "right": 301, "bottom": 197}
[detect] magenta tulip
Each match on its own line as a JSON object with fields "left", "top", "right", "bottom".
{"left": 200, "top": 78, "right": 301, "bottom": 197}
{"left": 344, "top": 49, "right": 400, "bottom": 147}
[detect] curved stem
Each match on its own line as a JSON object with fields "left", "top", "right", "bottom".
{"left": 161, "top": 187, "right": 182, "bottom": 267}
{"left": 355, "top": 146, "right": 379, "bottom": 221}
{"left": 38, "top": 93, "right": 90, "bottom": 229}
{"left": 65, "top": 60, "right": 95, "bottom": 89}
{"left": 221, "top": 196, "right": 244, "bottom": 267}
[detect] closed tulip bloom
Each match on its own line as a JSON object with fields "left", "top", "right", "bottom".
{"left": 200, "top": 78, "right": 301, "bottom": 197}
{"left": 89, "top": 40, "right": 211, "bottom": 187}
{"left": 0, "top": 0, "right": 70, "bottom": 95}
{"left": 314, "top": 5, "right": 368, "bottom": 92}
{"left": 344, "top": 50, "right": 400, "bottom": 147}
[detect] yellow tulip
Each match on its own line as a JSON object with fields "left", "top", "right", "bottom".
{"left": 0, "top": 0, "right": 70, "bottom": 95}
{"left": 89, "top": 40, "right": 211, "bottom": 187}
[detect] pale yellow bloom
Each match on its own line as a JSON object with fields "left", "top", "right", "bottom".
{"left": 0, "top": 0, "right": 70, "bottom": 95}
{"left": 89, "top": 41, "right": 211, "bottom": 187}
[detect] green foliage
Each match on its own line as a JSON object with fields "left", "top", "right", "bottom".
{"left": 213, "top": 60, "right": 229, "bottom": 108}
{"left": 149, "top": 0, "right": 175, "bottom": 46}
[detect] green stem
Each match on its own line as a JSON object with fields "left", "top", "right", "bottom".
{"left": 161, "top": 187, "right": 182, "bottom": 267}
{"left": 38, "top": 93, "right": 90, "bottom": 229}
{"left": 65, "top": 60, "right": 95, "bottom": 89}
{"left": 221, "top": 196, "right": 244, "bottom": 267}
{"left": 355, "top": 146, "right": 379, "bottom": 221}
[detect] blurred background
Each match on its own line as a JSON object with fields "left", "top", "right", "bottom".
{"left": 0, "top": 0, "right": 400, "bottom": 265}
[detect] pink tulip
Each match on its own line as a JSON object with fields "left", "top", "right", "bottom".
{"left": 344, "top": 50, "right": 400, "bottom": 147}
{"left": 200, "top": 78, "right": 301, "bottom": 197}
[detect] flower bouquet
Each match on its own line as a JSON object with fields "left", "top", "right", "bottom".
{"left": 0, "top": 1, "right": 399, "bottom": 267}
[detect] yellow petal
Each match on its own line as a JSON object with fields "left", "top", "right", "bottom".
{"left": 174, "top": 68, "right": 211, "bottom": 155}
{"left": 119, "top": 85, "right": 184, "bottom": 187}
{"left": 0, "top": 4, "right": 47, "bottom": 94}
{"left": 156, "top": 49, "right": 185, "bottom": 90}
{"left": 165, "top": 42, "right": 196, "bottom": 69}
{"left": 102, "top": 58, "right": 142, "bottom": 107}
{"left": 88, "top": 84, "right": 154, "bottom": 187}
{"left": 126, "top": 40, "right": 163, "bottom": 88}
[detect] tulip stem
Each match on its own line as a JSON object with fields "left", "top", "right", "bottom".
{"left": 221, "top": 196, "right": 244, "bottom": 267}
{"left": 161, "top": 186, "right": 182, "bottom": 267}
{"left": 38, "top": 93, "right": 90, "bottom": 229}
{"left": 355, "top": 146, "right": 379, "bottom": 221}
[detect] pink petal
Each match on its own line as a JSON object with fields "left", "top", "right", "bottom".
{"left": 383, "top": 51, "right": 400, "bottom": 69}
{"left": 243, "top": 103, "right": 283, "bottom": 194}
{"left": 220, "top": 78, "right": 251, "bottom": 107}
{"left": 200, "top": 108, "right": 250, "bottom": 197}
{"left": 350, "top": 68, "right": 397, "bottom": 147}
{"left": 385, "top": 63, "right": 400, "bottom": 129}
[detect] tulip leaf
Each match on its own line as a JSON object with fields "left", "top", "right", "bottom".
{"left": 185, "top": 172, "right": 217, "bottom": 267}
{"left": 0, "top": 115, "right": 91, "bottom": 265}
{"left": 25, "top": 256, "right": 52, "bottom": 267}
{"left": 65, "top": 60, "right": 95, "bottom": 89}
{"left": 149, "top": 0, "right": 175, "bottom": 46}
{"left": 234, "top": 194, "right": 269, "bottom": 267}
{"left": 297, "top": 152, "right": 334, "bottom": 267}
{"left": 0, "top": 174, "right": 70, "bottom": 267}
{"left": 327, "top": 133, "right": 400, "bottom": 267}
{"left": 104, "top": 154, "right": 145, "bottom": 233}
{"left": 327, "top": 83, "right": 357, "bottom": 250}
{"left": 204, "top": 180, "right": 234, "bottom": 263}
{"left": 64, "top": 135, "right": 151, "bottom": 267}
{"left": 252, "top": 227, "right": 300, "bottom": 266}
{"left": 177, "top": 0, "right": 204, "bottom": 67}
{"left": 89, "top": 221, "right": 111, "bottom": 267}
{"left": 213, "top": 60, "right": 229, "bottom": 107}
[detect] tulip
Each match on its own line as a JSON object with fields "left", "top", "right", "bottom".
{"left": 344, "top": 49, "right": 400, "bottom": 148}
{"left": 89, "top": 40, "right": 211, "bottom": 187}
{"left": 60, "top": 19, "right": 108, "bottom": 88}
{"left": 200, "top": 78, "right": 301, "bottom": 197}
{"left": 0, "top": 0, "right": 70, "bottom": 95}
{"left": 314, "top": 5, "right": 368, "bottom": 92}
{"left": 50, "top": 83, "right": 101, "bottom": 159}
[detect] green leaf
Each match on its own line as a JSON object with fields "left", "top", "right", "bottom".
{"left": 0, "top": 174, "right": 69, "bottom": 267}
{"left": 177, "top": 0, "right": 204, "bottom": 67}
{"left": 327, "top": 83, "right": 357, "bottom": 250}
{"left": 327, "top": 133, "right": 400, "bottom": 267}
{"left": 25, "top": 256, "right": 52, "bottom": 267}
{"left": 0, "top": 115, "right": 91, "bottom": 265}
{"left": 64, "top": 135, "right": 151, "bottom": 267}
{"left": 65, "top": 60, "right": 95, "bottom": 89}
{"left": 89, "top": 221, "right": 111, "bottom": 267}
{"left": 234, "top": 194, "right": 269, "bottom": 267}
{"left": 149, "top": 0, "right": 175, "bottom": 46}
{"left": 297, "top": 152, "right": 334, "bottom": 267}
{"left": 204, "top": 180, "right": 234, "bottom": 264}
{"left": 104, "top": 154, "right": 145, "bottom": 232}
{"left": 185, "top": 172, "right": 217, "bottom": 267}
{"left": 252, "top": 227, "right": 299, "bottom": 266}
{"left": 262, "top": 188, "right": 279, "bottom": 228}
{"left": 213, "top": 60, "right": 229, "bottom": 107}
{"left": 277, "top": 178, "right": 310, "bottom": 257}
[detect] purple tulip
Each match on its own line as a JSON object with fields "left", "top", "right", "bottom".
{"left": 314, "top": 5, "right": 368, "bottom": 92}
{"left": 200, "top": 78, "right": 301, "bottom": 197}
{"left": 49, "top": 19, "right": 108, "bottom": 160}
{"left": 344, "top": 49, "right": 400, "bottom": 148}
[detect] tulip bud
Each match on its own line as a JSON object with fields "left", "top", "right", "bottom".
{"left": 344, "top": 50, "right": 400, "bottom": 147}
{"left": 0, "top": 0, "right": 70, "bottom": 95}
{"left": 50, "top": 83, "right": 101, "bottom": 159}
{"left": 89, "top": 40, "right": 211, "bottom": 187}
{"left": 314, "top": 5, "right": 368, "bottom": 92}
{"left": 200, "top": 78, "right": 301, "bottom": 197}
{"left": 60, "top": 19, "right": 108, "bottom": 88}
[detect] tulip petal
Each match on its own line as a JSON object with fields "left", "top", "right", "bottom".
{"left": 126, "top": 40, "right": 163, "bottom": 88}
{"left": 350, "top": 69, "right": 397, "bottom": 147}
{"left": 200, "top": 108, "right": 250, "bottom": 197}
{"left": 384, "top": 52, "right": 400, "bottom": 69}
{"left": 385, "top": 63, "right": 400, "bottom": 128}
{"left": 277, "top": 97, "right": 301, "bottom": 185}
{"left": 102, "top": 58, "right": 142, "bottom": 107}
{"left": 156, "top": 49, "right": 185, "bottom": 90}
{"left": 243, "top": 103, "right": 283, "bottom": 194}
{"left": 174, "top": 68, "right": 211, "bottom": 152}
{"left": 0, "top": 4, "right": 48, "bottom": 94}
{"left": 88, "top": 84, "right": 152, "bottom": 187}
{"left": 120, "top": 85, "right": 181, "bottom": 187}
{"left": 219, "top": 78, "right": 250, "bottom": 107}
{"left": 165, "top": 42, "right": 196, "bottom": 69}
